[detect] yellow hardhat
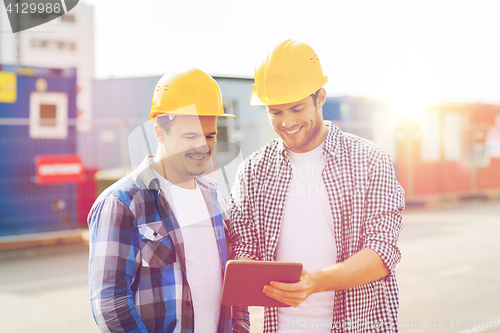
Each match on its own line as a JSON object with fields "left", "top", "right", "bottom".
{"left": 149, "top": 68, "right": 235, "bottom": 121}
{"left": 250, "top": 39, "right": 328, "bottom": 106}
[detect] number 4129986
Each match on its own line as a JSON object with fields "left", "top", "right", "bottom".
{"left": 5, "top": 2, "right": 62, "bottom": 14}
{"left": 444, "top": 319, "right": 498, "bottom": 330}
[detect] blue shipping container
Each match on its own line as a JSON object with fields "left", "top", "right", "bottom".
{"left": 0, "top": 64, "right": 78, "bottom": 237}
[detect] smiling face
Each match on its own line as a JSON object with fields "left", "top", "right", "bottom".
{"left": 155, "top": 115, "right": 217, "bottom": 186}
{"left": 266, "top": 88, "right": 328, "bottom": 153}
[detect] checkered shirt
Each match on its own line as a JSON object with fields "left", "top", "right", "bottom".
{"left": 229, "top": 121, "right": 404, "bottom": 333}
{"left": 88, "top": 157, "right": 249, "bottom": 333}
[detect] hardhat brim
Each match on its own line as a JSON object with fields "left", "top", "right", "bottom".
{"left": 250, "top": 91, "right": 266, "bottom": 106}
{"left": 250, "top": 76, "right": 328, "bottom": 106}
{"left": 149, "top": 105, "right": 236, "bottom": 122}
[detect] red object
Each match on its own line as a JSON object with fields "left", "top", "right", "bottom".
{"left": 397, "top": 103, "right": 500, "bottom": 202}
{"left": 397, "top": 104, "right": 472, "bottom": 198}
{"left": 77, "top": 168, "right": 99, "bottom": 226}
{"left": 470, "top": 104, "right": 500, "bottom": 190}
{"left": 35, "top": 155, "right": 84, "bottom": 185}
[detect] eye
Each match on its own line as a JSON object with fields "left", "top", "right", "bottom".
{"left": 270, "top": 110, "right": 281, "bottom": 116}
{"left": 292, "top": 108, "right": 303, "bottom": 113}
{"left": 206, "top": 135, "right": 216, "bottom": 140}
{"left": 184, "top": 135, "right": 196, "bottom": 140}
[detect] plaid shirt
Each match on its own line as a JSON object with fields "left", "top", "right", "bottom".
{"left": 229, "top": 121, "right": 404, "bottom": 333}
{"left": 88, "top": 157, "right": 249, "bottom": 333}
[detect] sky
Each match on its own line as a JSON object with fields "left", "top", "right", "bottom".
{"left": 81, "top": 0, "right": 500, "bottom": 105}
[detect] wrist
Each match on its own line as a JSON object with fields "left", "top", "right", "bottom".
{"left": 308, "top": 270, "right": 322, "bottom": 295}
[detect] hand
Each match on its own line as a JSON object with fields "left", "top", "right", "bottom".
{"left": 262, "top": 268, "right": 316, "bottom": 307}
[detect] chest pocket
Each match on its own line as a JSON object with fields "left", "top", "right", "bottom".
{"left": 138, "top": 221, "right": 176, "bottom": 268}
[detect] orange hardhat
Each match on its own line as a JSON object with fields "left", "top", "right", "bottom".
{"left": 250, "top": 39, "right": 328, "bottom": 106}
{"left": 149, "top": 68, "right": 235, "bottom": 121}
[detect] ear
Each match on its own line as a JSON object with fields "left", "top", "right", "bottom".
{"left": 154, "top": 123, "right": 164, "bottom": 142}
{"left": 317, "top": 88, "right": 327, "bottom": 108}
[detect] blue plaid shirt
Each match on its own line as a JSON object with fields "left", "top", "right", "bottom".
{"left": 88, "top": 157, "right": 248, "bottom": 333}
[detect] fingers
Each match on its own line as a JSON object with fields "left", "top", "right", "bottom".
{"left": 263, "top": 285, "right": 306, "bottom": 307}
{"left": 237, "top": 256, "right": 254, "bottom": 261}
{"left": 269, "top": 280, "right": 300, "bottom": 291}
{"left": 262, "top": 268, "right": 313, "bottom": 307}
{"left": 270, "top": 267, "right": 308, "bottom": 291}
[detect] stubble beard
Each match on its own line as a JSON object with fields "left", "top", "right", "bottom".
{"left": 281, "top": 117, "right": 323, "bottom": 152}
{"left": 183, "top": 153, "right": 210, "bottom": 177}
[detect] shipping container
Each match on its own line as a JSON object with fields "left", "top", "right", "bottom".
{"left": 396, "top": 103, "right": 500, "bottom": 203}
{"left": 324, "top": 97, "right": 500, "bottom": 203}
{"left": 0, "top": 64, "right": 80, "bottom": 237}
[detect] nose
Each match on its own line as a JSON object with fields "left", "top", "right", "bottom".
{"left": 193, "top": 137, "right": 210, "bottom": 154}
{"left": 281, "top": 112, "right": 297, "bottom": 129}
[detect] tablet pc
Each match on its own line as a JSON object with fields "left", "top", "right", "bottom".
{"left": 221, "top": 260, "right": 303, "bottom": 307}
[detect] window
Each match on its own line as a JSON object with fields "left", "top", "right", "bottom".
{"left": 61, "top": 14, "right": 75, "bottom": 22}
{"left": 30, "top": 92, "right": 68, "bottom": 139}
{"left": 39, "top": 104, "right": 57, "bottom": 127}
{"left": 217, "top": 100, "right": 236, "bottom": 152}
{"left": 443, "top": 113, "right": 462, "bottom": 161}
{"left": 420, "top": 111, "right": 441, "bottom": 162}
{"left": 30, "top": 39, "right": 76, "bottom": 51}
{"left": 30, "top": 11, "right": 59, "bottom": 21}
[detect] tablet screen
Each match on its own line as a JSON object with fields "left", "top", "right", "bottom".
{"left": 221, "top": 260, "right": 303, "bottom": 307}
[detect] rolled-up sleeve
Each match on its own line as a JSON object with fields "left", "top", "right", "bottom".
{"left": 88, "top": 198, "right": 148, "bottom": 333}
{"left": 362, "top": 152, "right": 404, "bottom": 273}
{"left": 229, "top": 162, "right": 260, "bottom": 261}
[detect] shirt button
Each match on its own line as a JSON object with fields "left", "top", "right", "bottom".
{"left": 186, "top": 302, "right": 191, "bottom": 307}
{"left": 278, "top": 204, "right": 283, "bottom": 209}
{"left": 153, "top": 232, "right": 158, "bottom": 237}
{"left": 285, "top": 174, "right": 290, "bottom": 178}
{"left": 270, "top": 236, "right": 276, "bottom": 241}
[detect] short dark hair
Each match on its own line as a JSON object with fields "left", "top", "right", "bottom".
{"left": 311, "top": 89, "right": 320, "bottom": 106}
{"left": 156, "top": 114, "right": 175, "bottom": 134}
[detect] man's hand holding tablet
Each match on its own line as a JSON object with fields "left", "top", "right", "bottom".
{"left": 221, "top": 259, "right": 303, "bottom": 307}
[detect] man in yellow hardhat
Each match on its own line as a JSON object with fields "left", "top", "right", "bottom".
{"left": 88, "top": 69, "right": 249, "bottom": 333}
{"left": 230, "top": 40, "right": 404, "bottom": 332}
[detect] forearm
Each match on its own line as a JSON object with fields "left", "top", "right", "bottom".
{"left": 264, "top": 248, "right": 391, "bottom": 307}
{"left": 310, "top": 248, "right": 390, "bottom": 293}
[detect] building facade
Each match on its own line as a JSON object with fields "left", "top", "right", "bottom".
{"left": 0, "top": 3, "right": 94, "bottom": 133}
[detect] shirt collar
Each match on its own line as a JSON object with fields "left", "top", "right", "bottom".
{"left": 322, "top": 120, "right": 340, "bottom": 157}
{"left": 133, "top": 156, "right": 160, "bottom": 191}
{"left": 278, "top": 120, "right": 339, "bottom": 162}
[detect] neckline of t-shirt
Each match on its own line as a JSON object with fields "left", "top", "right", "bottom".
{"left": 153, "top": 169, "right": 199, "bottom": 192}
{"left": 287, "top": 142, "right": 325, "bottom": 160}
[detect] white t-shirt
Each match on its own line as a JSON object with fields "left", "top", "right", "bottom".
{"left": 155, "top": 171, "right": 222, "bottom": 333}
{"left": 275, "top": 144, "right": 337, "bottom": 332}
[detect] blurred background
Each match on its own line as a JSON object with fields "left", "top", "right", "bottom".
{"left": 0, "top": 1, "right": 499, "bottom": 332}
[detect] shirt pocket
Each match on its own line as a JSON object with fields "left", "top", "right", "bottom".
{"left": 138, "top": 221, "right": 176, "bottom": 268}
